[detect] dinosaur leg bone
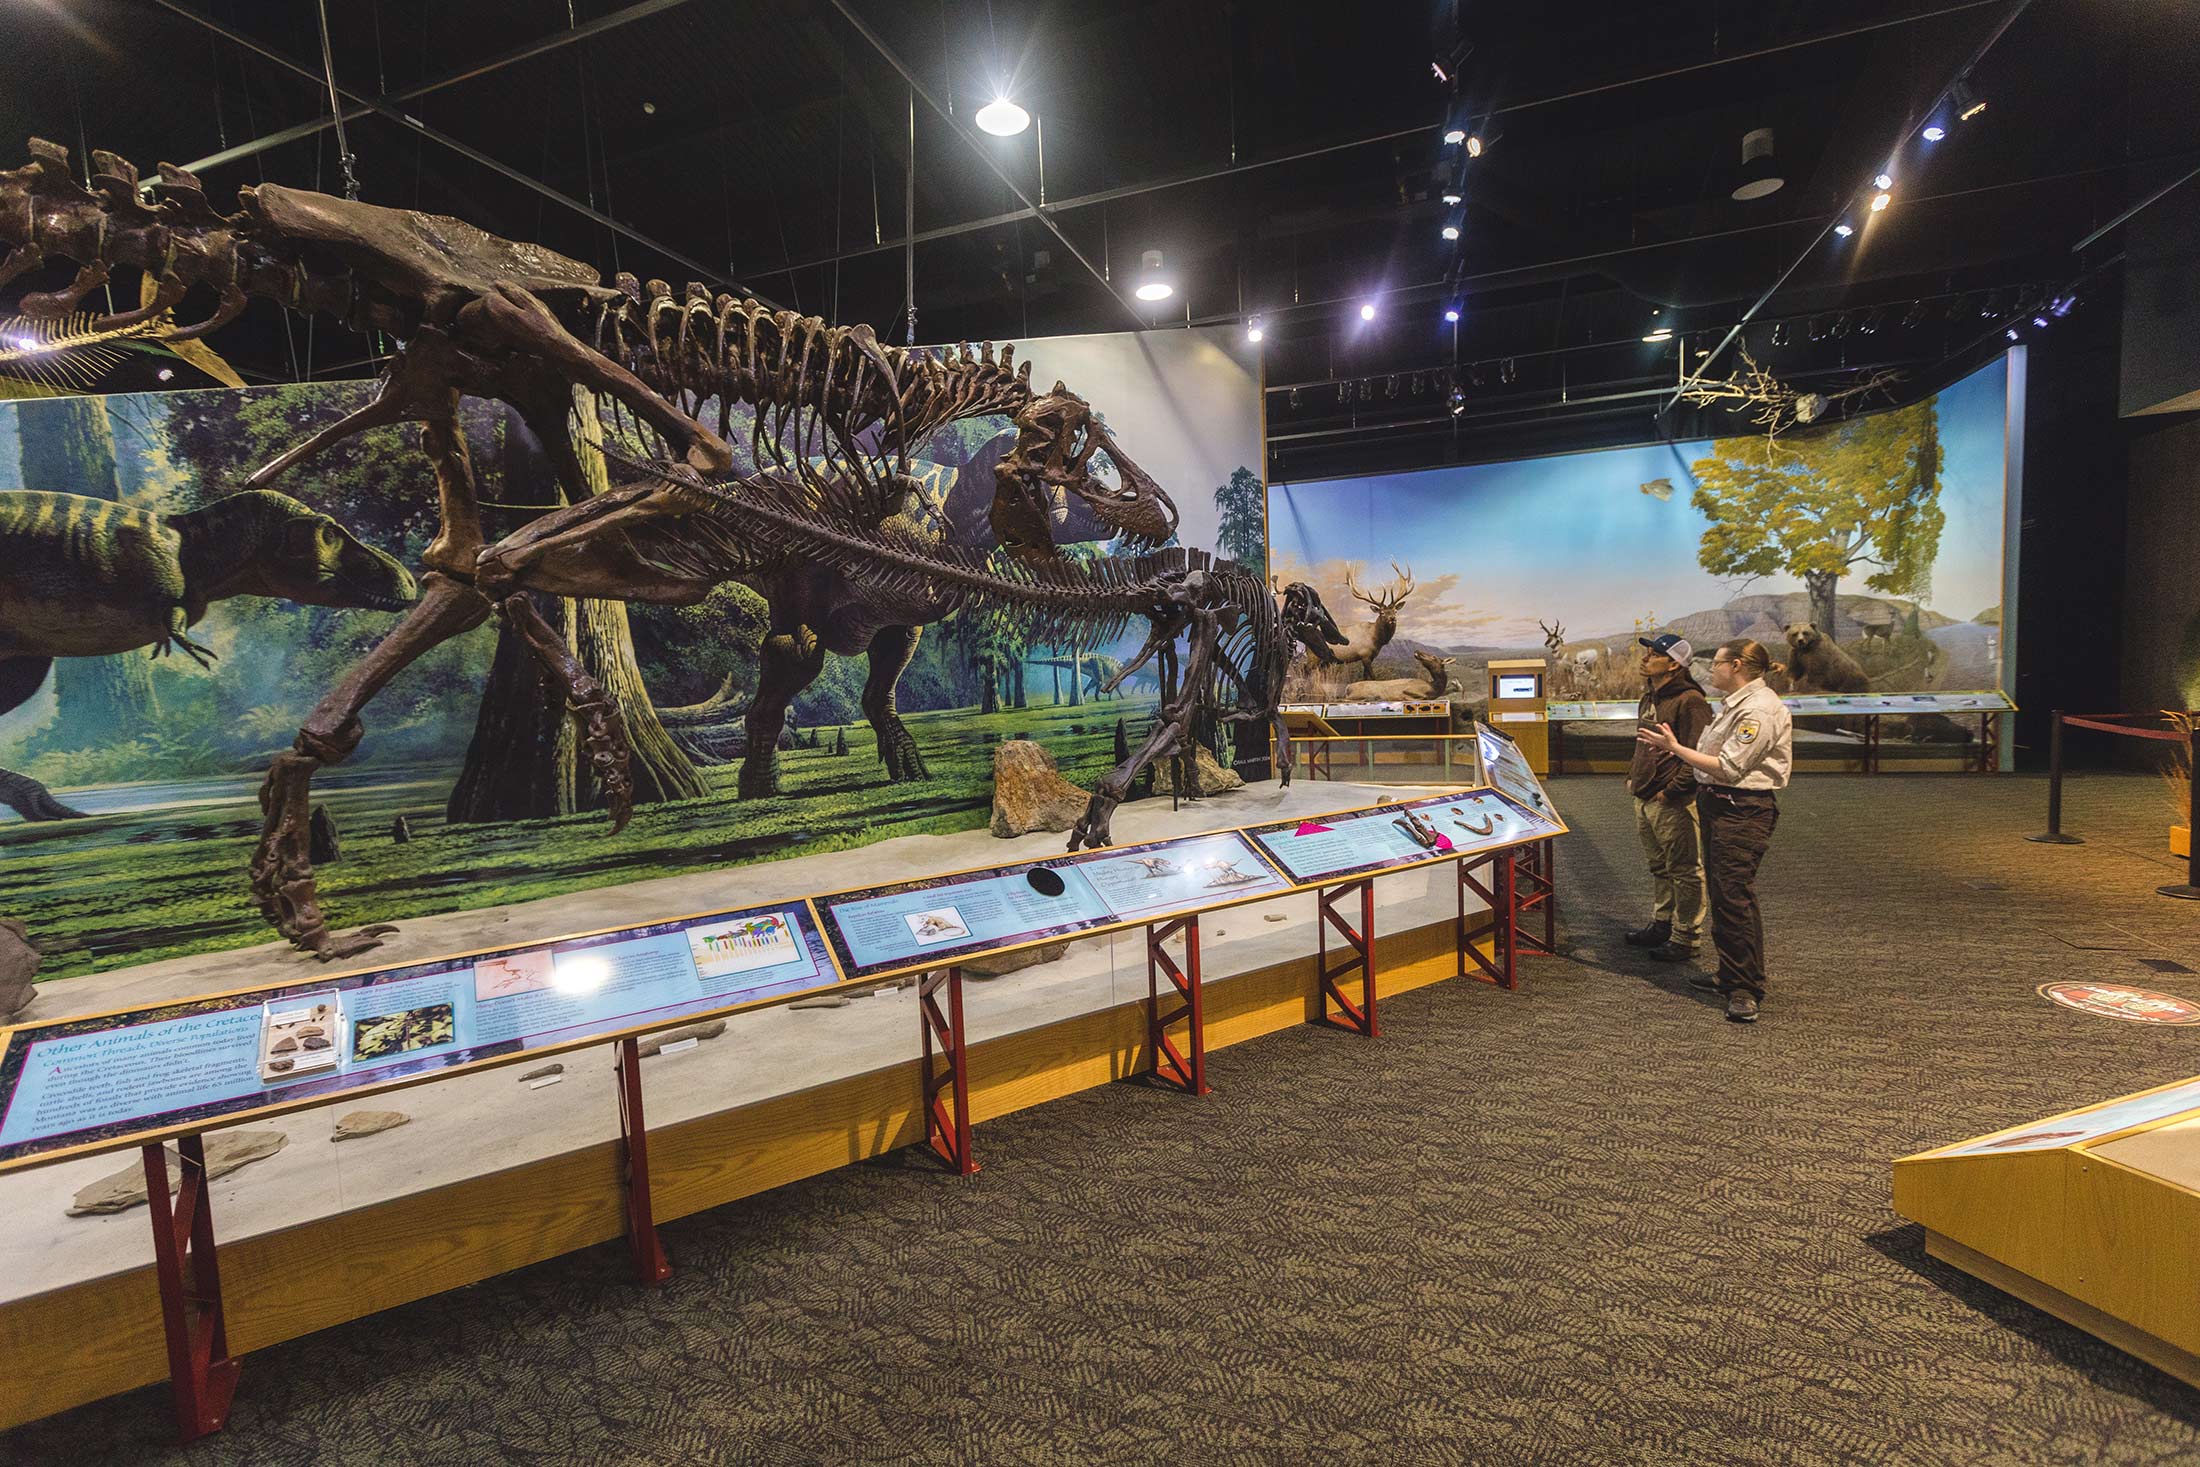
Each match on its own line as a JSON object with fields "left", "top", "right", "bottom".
{"left": 497, "top": 593, "right": 634, "bottom": 832}
{"left": 1069, "top": 599, "right": 1219, "bottom": 851}
{"left": 252, "top": 572, "right": 494, "bottom": 960}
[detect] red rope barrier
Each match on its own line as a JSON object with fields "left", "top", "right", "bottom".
{"left": 2061, "top": 714, "right": 2190, "bottom": 743}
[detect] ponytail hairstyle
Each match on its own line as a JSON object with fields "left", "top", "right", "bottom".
{"left": 1717, "top": 638, "right": 1772, "bottom": 679}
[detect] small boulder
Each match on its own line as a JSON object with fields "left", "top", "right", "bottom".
{"left": 0, "top": 918, "right": 40, "bottom": 1022}
{"left": 1150, "top": 745, "right": 1245, "bottom": 796}
{"left": 330, "top": 1110, "right": 410, "bottom": 1142}
{"left": 990, "top": 740, "right": 1089, "bottom": 837}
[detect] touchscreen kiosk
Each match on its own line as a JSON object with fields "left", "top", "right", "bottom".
{"left": 1484, "top": 657, "right": 1550, "bottom": 773}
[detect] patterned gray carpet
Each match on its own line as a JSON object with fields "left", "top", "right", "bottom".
{"left": 8, "top": 773, "right": 2200, "bottom": 1466}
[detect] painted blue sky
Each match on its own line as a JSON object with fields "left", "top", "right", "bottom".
{"left": 1271, "top": 355, "right": 2010, "bottom": 647}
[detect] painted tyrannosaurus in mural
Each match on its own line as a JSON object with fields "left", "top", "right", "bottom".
{"left": 0, "top": 487, "right": 417, "bottom": 819}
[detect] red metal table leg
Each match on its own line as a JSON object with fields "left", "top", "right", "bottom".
{"left": 1511, "top": 838, "right": 1558, "bottom": 959}
{"left": 143, "top": 1136, "right": 239, "bottom": 1444}
{"left": 1457, "top": 852, "right": 1519, "bottom": 989}
{"left": 920, "top": 966, "right": 979, "bottom": 1174}
{"left": 1145, "top": 916, "right": 1210, "bottom": 1095}
{"left": 615, "top": 1036, "right": 672, "bottom": 1285}
{"left": 1315, "top": 878, "right": 1378, "bottom": 1036}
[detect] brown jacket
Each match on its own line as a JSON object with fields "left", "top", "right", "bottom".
{"left": 1628, "top": 671, "right": 1712, "bottom": 802}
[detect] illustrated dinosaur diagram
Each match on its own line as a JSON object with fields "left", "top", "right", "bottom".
{"left": 0, "top": 137, "right": 1179, "bottom": 959}
{"left": 0, "top": 488, "right": 416, "bottom": 821}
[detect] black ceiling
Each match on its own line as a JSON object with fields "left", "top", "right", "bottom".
{"left": 0, "top": 0, "right": 2186, "bottom": 478}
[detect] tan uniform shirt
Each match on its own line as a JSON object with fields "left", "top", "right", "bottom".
{"left": 1693, "top": 677, "right": 1793, "bottom": 790}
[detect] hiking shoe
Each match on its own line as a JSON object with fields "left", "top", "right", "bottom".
{"left": 1688, "top": 975, "right": 1721, "bottom": 993}
{"left": 1648, "top": 941, "right": 1697, "bottom": 963}
{"left": 1623, "top": 921, "right": 1672, "bottom": 948}
{"left": 1726, "top": 993, "right": 1759, "bottom": 1024}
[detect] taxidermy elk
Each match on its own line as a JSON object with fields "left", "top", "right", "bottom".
{"left": 1331, "top": 562, "right": 1417, "bottom": 677}
{"left": 1343, "top": 650, "right": 1456, "bottom": 702}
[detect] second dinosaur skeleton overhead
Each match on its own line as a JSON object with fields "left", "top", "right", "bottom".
{"left": 0, "top": 137, "right": 1207, "bottom": 957}
{"left": 584, "top": 448, "right": 1350, "bottom": 850}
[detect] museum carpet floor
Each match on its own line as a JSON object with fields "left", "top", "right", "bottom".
{"left": 6, "top": 772, "right": 2200, "bottom": 1467}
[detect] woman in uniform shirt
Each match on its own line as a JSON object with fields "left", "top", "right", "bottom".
{"left": 1634, "top": 638, "right": 1793, "bottom": 1024}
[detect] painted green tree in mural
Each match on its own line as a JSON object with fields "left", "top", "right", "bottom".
{"left": 1691, "top": 396, "right": 1944, "bottom": 635}
{"left": 1213, "top": 465, "right": 1265, "bottom": 574}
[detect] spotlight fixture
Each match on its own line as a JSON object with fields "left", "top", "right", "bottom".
{"left": 1921, "top": 124, "right": 1946, "bottom": 142}
{"left": 1807, "top": 315, "right": 1827, "bottom": 343}
{"left": 1442, "top": 190, "right": 1462, "bottom": 206}
{"left": 1731, "top": 128, "right": 1785, "bottom": 201}
{"left": 1902, "top": 300, "right": 1929, "bottom": 328}
{"left": 975, "top": 96, "right": 1032, "bottom": 137}
{"left": 1449, "top": 385, "right": 1467, "bottom": 417}
{"left": 1829, "top": 312, "right": 1852, "bottom": 340}
{"left": 1980, "top": 290, "right": 2004, "bottom": 318}
{"left": 1874, "top": 172, "right": 1895, "bottom": 191}
{"left": 1500, "top": 357, "right": 1517, "bottom": 384}
{"left": 2006, "top": 327, "right": 2019, "bottom": 341}
{"left": 1245, "top": 316, "right": 1263, "bottom": 344}
{"left": 1289, "top": 388, "right": 1301, "bottom": 410}
{"left": 1134, "top": 250, "right": 1174, "bottom": 303}
{"left": 2033, "top": 315, "right": 2049, "bottom": 329}
{"left": 1833, "top": 222, "right": 1854, "bottom": 239}
{"left": 1771, "top": 321, "right": 1790, "bottom": 347}
{"left": 1444, "top": 305, "right": 1461, "bottom": 323}
{"left": 1441, "top": 224, "right": 1460, "bottom": 241}
{"left": 1360, "top": 302, "right": 1377, "bottom": 322}
{"left": 1858, "top": 309, "right": 1884, "bottom": 336}
{"left": 642, "top": 101, "right": 657, "bottom": 116}
{"left": 1469, "top": 363, "right": 1487, "bottom": 387}
{"left": 1464, "top": 134, "right": 1484, "bottom": 158}
{"left": 156, "top": 366, "right": 174, "bottom": 381}
{"left": 1642, "top": 327, "right": 1674, "bottom": 344}
{"left": 1431, "top": 59, "right": 1452, "bottom": 84}
{"left": 1386, "top": 376, "right": 1399, "bottom": 399}
{"left": 1443, "top": 127, "right": 1467, "bottom": 145}
{"left": 2051, "top": 292, "right": 2078, "bottom": 317}
{"left": 1870, "top": 192, "right": 1891, "bottom": 213}
{"left": 1953, "top": 75, "right": 1986, "bottom": 122}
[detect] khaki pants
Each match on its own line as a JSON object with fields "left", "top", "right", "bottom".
{"left": 1633, "top": 793, "right": 1706, "bottom": 943}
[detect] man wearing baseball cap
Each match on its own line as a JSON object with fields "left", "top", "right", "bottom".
{"left": 1624, "top": 632, "right": 1712, "bottom": 963}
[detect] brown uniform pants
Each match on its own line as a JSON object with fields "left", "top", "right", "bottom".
{"left": 1697, "top": 786, "right": 1778, "bottom": 999}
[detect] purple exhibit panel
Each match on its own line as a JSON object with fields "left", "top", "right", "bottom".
{"left": 1246, "top": 788, "right": 1559, "bottom": 886}
{"left": 818, "top": 829, "right": 1292, "bottom": 980}
{"left": 0, "top": 900, "right": 835, "bottom": 1169}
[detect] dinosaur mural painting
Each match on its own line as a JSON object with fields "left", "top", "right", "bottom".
{"left": 0, "top": 488, "right": 417, "bottom": 820}
{"left": 0, "top": 137, "right": 1191, "bottom": 959}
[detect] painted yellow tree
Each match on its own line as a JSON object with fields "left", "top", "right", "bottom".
{"left": 1690, "top": 396, "right": 1944, "bottom": 635}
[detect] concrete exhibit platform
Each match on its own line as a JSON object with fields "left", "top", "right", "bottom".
{"left": 0, "top": 778, "right": 1518, "bottom": 1427}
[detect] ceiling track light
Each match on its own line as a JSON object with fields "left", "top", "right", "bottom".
{"left": 1444, "top": 304, "right": 1461, "bottom": 323}
{"left": 1245, "top": 316, "right": 1263, "bottom": 344}
{"left": 1953, "top": 75, "right": 1986, "bottom": 122}
{"left": 1464, "top": 134, "right": 1484, "bottom": 158}
{"left": 1360, "top": 301, "right": 1378, "bottom": 322}
{"left": 1921, "top": 124, "right": 1946, "bottom": 143}
{"left": 1500, "top": 358, "right": 1517, "bottom": 385}
{"left": 1771, "top": 321, "right": 1790, "bottom": 347}
{"left": 1874, "top": 172, "right": 1895, "bottom": 191}
{"left": 1441, "top": 223, "right": 1461, "bottom": 241}
{"left": 1870, "top": 192, "right": 1891, "bottom": 213}
{"left": 1443, "top": 127, "right": 1467, "bottom": 146}
{"left": 975, "top": 96, "right": 1031, "bottom": 136}
{"left": 1732, "top": 128, "right": 1785, "bottom": 201}
{"left": 1134, "top": 249, "right": 1174, "bottom": 303}
{"left": 1441, "top": 190, "right": 1462, "bottom": 206}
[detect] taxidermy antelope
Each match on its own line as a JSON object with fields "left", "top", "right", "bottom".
{"left": 1344, "top": 650, "right": 1456, "bottom": 702}
{"left": 1332, "top": 562, "right": 1417, "bottom": 677}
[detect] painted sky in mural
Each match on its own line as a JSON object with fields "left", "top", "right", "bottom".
{"left": 1270, "top": 355, "right": 2010, "bottom": 696}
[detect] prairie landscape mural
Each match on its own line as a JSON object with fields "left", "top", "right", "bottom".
{"left": 1269, "top": 355, "right": 2013, "bottom": 714}
{"left": 0, "top": 325, "right": 1263, "bottom": 979}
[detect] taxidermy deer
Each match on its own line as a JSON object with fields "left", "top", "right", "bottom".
{"left": 1331, "top": 562, "right": 1417, "bottom": 677}
{"left": 1344, "top": 650, "right": 1456, "bottom": 701}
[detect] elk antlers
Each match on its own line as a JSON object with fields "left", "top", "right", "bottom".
{"left": 1345, "top": 559, "right": 1416, "bottom": 612}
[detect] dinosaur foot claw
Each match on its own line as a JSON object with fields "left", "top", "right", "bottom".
{"left": 574, "top": 691, "right": 633, "bottom": 832}
{"left": 306, "top": 924, "right": 399, "bottom": 963}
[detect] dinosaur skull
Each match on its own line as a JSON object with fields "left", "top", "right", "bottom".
{"left": 996, "top": 384, "right": 1178, "bottom": 548}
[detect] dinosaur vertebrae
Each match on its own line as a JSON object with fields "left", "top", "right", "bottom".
{"left": 598, "top": 281, "right": 1038, "bottom": 457}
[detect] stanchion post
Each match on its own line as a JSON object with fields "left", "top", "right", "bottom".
{"left": 2160, "top": 721, "right": 2200, "bottom": 900}
{"left": 2029, "top": 710, "right": 2084, "bottom": 844}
